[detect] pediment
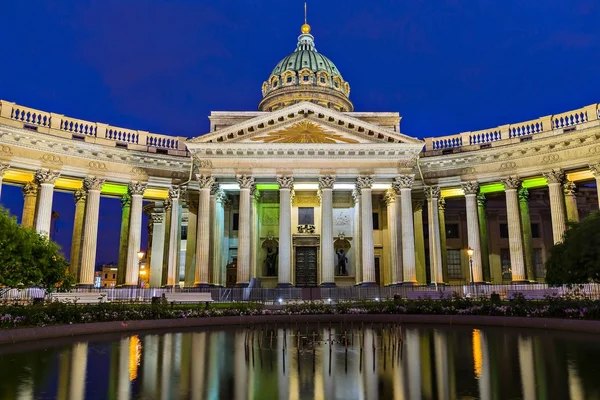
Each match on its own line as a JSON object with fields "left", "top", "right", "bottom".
{"left": 188, "top": 102, "right": 422, "bottom": 145}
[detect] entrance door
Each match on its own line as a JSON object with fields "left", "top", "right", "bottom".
{"left": 295, "top": 246, "right": 318, "bottom": 287}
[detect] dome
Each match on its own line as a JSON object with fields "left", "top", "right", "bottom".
{"left": 258, "top": 24, "right": 353, "bottom": 112}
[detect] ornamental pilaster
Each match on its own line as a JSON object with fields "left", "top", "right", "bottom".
{"left": 74, "top": 189, "right": 87, "bottom": 203}
{"left": 70, "top": 188, "right": 87, "bottom": 281}
{"left": 564, "top": 181, "right": 579, "bottom": 223}
{"left": 518, "top": 186, "right": 535, "bottom": 281}
{"left": 384, "top": 188, "right": 396, "bottom": 205}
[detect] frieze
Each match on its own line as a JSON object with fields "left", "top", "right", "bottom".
{"left": 194, "top": 158, "right": 214, "bottom": 169}
{"left": 131, "top": 167, "right": 148, "bottom": 177}
{"left": 293, "top": 194, "right": 319, "bottom": 205}
{"left": 88, "top": 161, "right": 107, "bottom": 170}
{"left": 397, "top": 159, "right": 416, "bottom": 169}
{"left": 540, "top": 154, "right": 560, "bottom": 164}
{"left": 500, "top": 162, "right": 517, "bottom": 170}
{"left": 39, "top": 153, "right": 63, "bottom": 165}
{"left": 1, "top": 145, "right": 12, "bottom": 155}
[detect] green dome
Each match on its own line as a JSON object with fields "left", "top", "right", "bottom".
{"left": 270, "top": 42, "right": 343, "bottom": 79}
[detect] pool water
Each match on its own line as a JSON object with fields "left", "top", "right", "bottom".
{"left": 0, "top": 323, "right": 598, "bottom": 399}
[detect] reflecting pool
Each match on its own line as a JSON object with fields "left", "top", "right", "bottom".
{"left": 0, "top": 323, "right": 599, "bottom": 399}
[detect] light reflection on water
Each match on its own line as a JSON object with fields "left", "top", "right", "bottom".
{"left": 0, "top": 324, "right": 599, "bottom": 399}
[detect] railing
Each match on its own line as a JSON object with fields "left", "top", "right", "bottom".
{"left": 424, "top": 103, "right": 599, "bottom": 151}
{"left": 0, "top": 99, "right": 187, "bottom": 152}
{"left": 2, "top": 284, "right": 600, "bottom": 304}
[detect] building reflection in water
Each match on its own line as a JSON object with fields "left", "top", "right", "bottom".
{"left": 7, "top": 324, "right": 600, "bottom": 399}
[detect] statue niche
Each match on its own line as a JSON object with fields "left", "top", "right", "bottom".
{"left": 262, "top": 236, "right": 279, "bottom": 276}
{"left": 334, "top": 234, "right": 351, "bottom": 276}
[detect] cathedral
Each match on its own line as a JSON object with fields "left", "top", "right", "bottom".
{"left": 0, "top": 19, "right": 598, "bottom": 288}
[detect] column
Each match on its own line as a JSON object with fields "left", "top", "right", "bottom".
{"left": 426, "top": 186, "right": 444, "bottom": 285}
{"left": 235, "top": 174, "right": 254, "bottom": 286}
{"left": 34, "top": 168, "right": 60, "bottom": 237}
{"left": 589, "top": 164, "right": 600, "bottom": 209}
{"left": 357, "top": 176, "right": 375, "bottom": 285}
{"left": 222, "top": 198, "right": 231, "bottom": 285}
{"left": 277, "top": 175, "right": 293, "bottom": 287}
{"left": 149, "top": 210, "right": 166, "bottom": 287}
{"left": 21, "top": 181, "right": 38, "bottom": 228}
{"left": 501, "top": 176, "right": 526, "bottom": 282}
{"left": 116, "top": 194, "right": 131, "bottom": 285}
{"left": 69, "top": 189, "right": 86, "bottom": 281}
{"left": 477, "top": 193, "right": 491, "bottom": 282}
{"left": 0, "top": 163, "right": 8, "bottom": 200}
{"left": 124, "top": 181, "right": 147, "bottom": 286}
{"left": 385, "top": 188, "right": 402, "bottom": 285}
{"left": 543, "top": 169, "right": 567, "bottom": 243}
{"left": 518, "top": 188, "right": 535, "bottom": 281}
{"left": 564, "top": 181, "right": 579, "bottom": 223}
{"left": 394, "top": 175, "right": 417, "bottom": 284}
{"left": 413, "top": 201, "right": 426, "bottom": 284}
{"left": 195, "top": 175, "right": 214, "bottom": 287}
{"left": 352, "top": 189, "right": 362, "bottom": 284}
{"left": 166, "top": 185, "right": 182, "bottom": 287}
{"left": 79, "top": 176, "right": 105, "bottom": 286}
{"left": 249, "top": 185, "right": 258, "bottom": 280}
{"left": 438, "top": 197, "right": 449, "bottom": 283}
{"left": 184, "top": 199, "right": 198, "bottom": 287}
{"left": 212, "top": 188, "right": 225, "bottom": 286}
{"left": 461, "top": 181, "right": 483, "bottom": 283}
{"left": 161, "top": 198, "right": 172, "bottom": 285}
{"left": 69, "top": 342, "right": 88, "bottom": 400}
{"left": 319, "top": 175, "right": 336, "bottom": 286}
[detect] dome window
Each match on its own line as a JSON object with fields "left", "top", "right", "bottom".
{"left": 320, "top": 76, "right": 326, "bottom": 83}
{"left": 286, "top": 76, "right": 293, "bottom": 83}
{"left": 273, "top": 81, "right": 278, "bottom": 87}
{"left": 303, "top": 75, "right": 310, "bottom": 82}
{"left": 334, "top": 81, "right": 339, "bottom": 88}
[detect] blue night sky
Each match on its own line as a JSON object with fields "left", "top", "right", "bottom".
{"left": 0, "top": 0, "right": 599, "bottom": 265}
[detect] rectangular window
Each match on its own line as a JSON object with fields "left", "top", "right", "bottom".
{"left": 104, "top": 273, "right": 108, "bottom": 279}
{"left": 112, "top": 274, "right": 116, "bottom": 279}
{"left": 531, "top": 223, "right": 540, "bottom": 238}
{"left": 298, "top": 207, "right": 314, "bottom": 225}
{"left": 372, "top": 213, "right": 380, "bottom": 230}
{"left": 303, "top": 75, "right": 310, "bottom": 81}
{"left": 499, "top": 223, "right": 509, "bottom": 239}
{"left": 286, "top": 76, "right": 292, "bottom": 83}
{"left": 232, "top": 213, "right": 239, "bottom": 231}
{"left": 534, "top": 248, "right": 544, "bottom": 278}
{"left": 500, "top": 248, "right": 512, "bottom": 280}
{"left": 446, "top": 223, "right": 459, "bottom": 239}
{"left": 181, "top": 225, "right": 188, "bottom": 241}
{"left": 447, "top": 249, "right": 462, "bottom": 279}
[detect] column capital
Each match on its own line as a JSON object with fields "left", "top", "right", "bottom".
{"left": 151, "top": 213, "right": 164, "bottom": 224}
{"left": 210, "top": 182, "right": 219, "bottom": 196}
{"left": 518, "top": 186, "right": 529, "bottom": 202}
{"left": 394, "top": 175, "right": 414, "bottom": 190}
{"left": 0, "top": 163, "right": 9, "bottom": 176}
{"left": 318, "top": 175, "right": 335, "bottom": 189}
{"left": 187, "top": 198, "right": 199, "bottom": 212}
{"left": 216, "top": 188, "right": 227, "bottom": 203}
{"left": 168, "top": 185, "right": 183, "bottom": 200}
{"left": 197, "top": 174, "right": 215, "bottom": 189}
{"left": 356, "top": 175, "right": 374, "bottom": 191}
{"left": 476, "top": 192, "right": 487, "bottom": 206}
{"left": 22, "top": 181, "right": 38, "bottom": 196}
{"left": 120, "top": 193, "right": 131, "bottom": 208}
{"left": 424, "top": 186, "right": 441, "bottom": 200}
{"left": 351, "top": 188, "right": 360, "bottom": 204}
{"left": 589, "top": 164, "right": 600, "bottom": 177}
{"left": 164, "top": 196, "right": 172, "bottom": 211}
{"left": 501, "top": 176, "right": 521, "bottom": 191}
{"left": 74, "top": 188, "right": 87, "bottom": 203}
{"left": 413, "top": 200, "right": 424, "bottom": 212}
{"left": 276, "top": 175, "right": 294, "bottom": 189}
{"left": 564, "top": 181, "right": 577, "bottom": 196}
{"left": 83, "top": 176, "right": 105, "bottom": 192}
{"left": 236, "top": 174, "right": 255, "bottom": 189}
{"left": 543, "top": 169, "right": 565, "bottom": 185}
{"left": 461, "top": 181, "right": 479, "bottom": 195}
{"left": 128, "top": 181, "right": 147, "bottom": 196}
{"left": 438, "top": 196, "right": 446, "bottom": 211}
{"left": 34, "top": 168, "right": 60, "bottom": 185}
{"left": 251, "top": 184, "right": 260, "bottom": 201}
{"left": 384, "top": 188, "right": 396, "bottom": 205}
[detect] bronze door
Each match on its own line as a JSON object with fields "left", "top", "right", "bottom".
{"left": 295, "top": 246, "right": 318, "bottom": 287}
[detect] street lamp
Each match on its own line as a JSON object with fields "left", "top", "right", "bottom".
{"left": 137, "top": 251, "right": 145, "bottom": 288}
{"left": 467, "top": 247, "right": 474, "bottom": 296}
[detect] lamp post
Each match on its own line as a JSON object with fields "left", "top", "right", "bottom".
{"left": 467, "top": 247, "right": 474, "bottom": 296}
{"left": 137, "top": 251, "right": 145, "bottom": 288}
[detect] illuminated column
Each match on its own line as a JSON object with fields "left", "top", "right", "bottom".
{"left": 352, "top": 189, "right": 362, "bottom": 284}
{"left": 160, "top": 334, "right": 173, "bottom": 399}
{"left": 34, "top": 168, "right": 60, "bottom": 237}
{"left": 518, "top": 336, "right": 536, "bottom": 400}
{"left": 79, "top": 176, "right": 105, "bottom": 286}
{"left": 191, "top": 333, "right": 207, "bottom": 400}
{"left": 543, "top": 169, "right": 567, "bottom": 243}
{"left": 149, "top": 210, "right": 165, "bottom": 287}
{"left": 439, "top": 197, "right": 449, "bottom": 283}
{"left": 161, "top": 198, "right": 172, "bottom": 286}
{"left": 117, "top": 194, "right": 131, "bottom": 286}
{"left": 142, "top": 335, "right": 159, "bottom": 397}
{"left": 589, "top": 164, "right": 600, "bottom": 209}
{"left": 21, "top": 181, "right": 38, "bottom": 228}
{"left": 395, "top": 175, "right": 417, "bottom": 284}
{"left": 236, "top": 174, "right": 255, "bottom": 286}
{"left": 195, "top": 175, "right": 214, "bottom": 287}
{"left": 249, "top": 184, "right": 258, "bottom": 280}
{"left": 363, "top": 329, "right": 378, "bottom": 399}
{"left": 413, "top": 201, "right": 426, "bottom": 284}
{"left": 477, "top": 193, "right": 491, "bottom": 282}
{"left": 69, "top": 189, "right": 86, "bottom": 281}
{"left": 461, "top": 181, "right": 483, "bottom": 283}
{"left": 0, "top": 163, "right": 8, "bottom": 200}
{"left": 319, "top": 176, "right": 336, "bottom": 286}
{"left": 184, "top": 199, "right": 198, "bottom": 287}
{"left": 212, "top": 188, "right": 226, "bottom": 286}
{"left": 501, "top": 177, "right": 526, "bottom": 282}
{"left": 234, "top": 331, "right": 248, "bottom": 400}
{"left": 124, "top": 182, "right": 147, "bottom": 286}
{"left": 222, "top": 198, "right": 231, "bottom": 285}
{"left": 568, "top": 363, "right": 585, "bottom": 400}
{"left": 474, "top": 330, "right": 492, "bottom": 400}
{"left": 69, "top": 342, "right": 88, "bottom": 400}
{"left": 425, "top": 186, "right": 443, "bottom": 284}
{"left": 118, "top": 337, "right": 131, "bottom": 400}
{"left": 434, "top": 330, "right": 450, "bottom": 400}
{"left": 564, "top": 181, "right": 579, "bottom": 223}
{"left": 518, "top": 188, "right": 535, "bottom": 281}
{"left": 405, "top": 329, "right": 422, "bottom": 399}
{"left": 385, "top": 187, "right": 402, "bottom": 285}
{"left": 357, "top": 176, "right": 375, "bottom": 285}
{"left": 277, "top": 175, "right": 293, "bottom": 287}
{"left": 166, "top": 186, "right": 182, "bottom": 287}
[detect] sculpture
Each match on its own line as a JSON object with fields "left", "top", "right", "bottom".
{"left": 265, "top": 246, "right": 279, "bottom": 276}
{"left": 336, "top": 248, "right": 348, "bottom": 276}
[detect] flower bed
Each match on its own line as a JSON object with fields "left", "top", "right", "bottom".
{"left": 2, "top": 293, "right": 600, "bottom": 329}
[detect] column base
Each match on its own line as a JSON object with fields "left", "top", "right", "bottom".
{"left": 402, "top": 281, "right": 418, "bottom": 287}
{"left": 510, "top": 280, "right": 530, "bottom": 284}
{"left": 359, "top": 282, "right": 378, "bottom": 287}
{"left": 76, "top": 284, "right": 95, "bottom": 289}
{"left": 320, "top": 282, "right": 336, "bottom": 287}
{"left": 121, "top": 284, "right": 138, "bottom": 288}
{"left": 194, "top": 283, "right": 211, "bottom": 288}
{"left": 235, "top": 283, "right": 249, "bottom": 288}
{"left": 387, "top": 283, "right": 402, "bottom": 287}
{"left": 276, "top": 283, "right": 293, "bottom": 288}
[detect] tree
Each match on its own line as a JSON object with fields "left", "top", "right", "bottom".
{"left": 0, "top": 207, "right": 73, "bottom": 291}
{"left": 545, "top": 211, "right": 600, "bottom": 285}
